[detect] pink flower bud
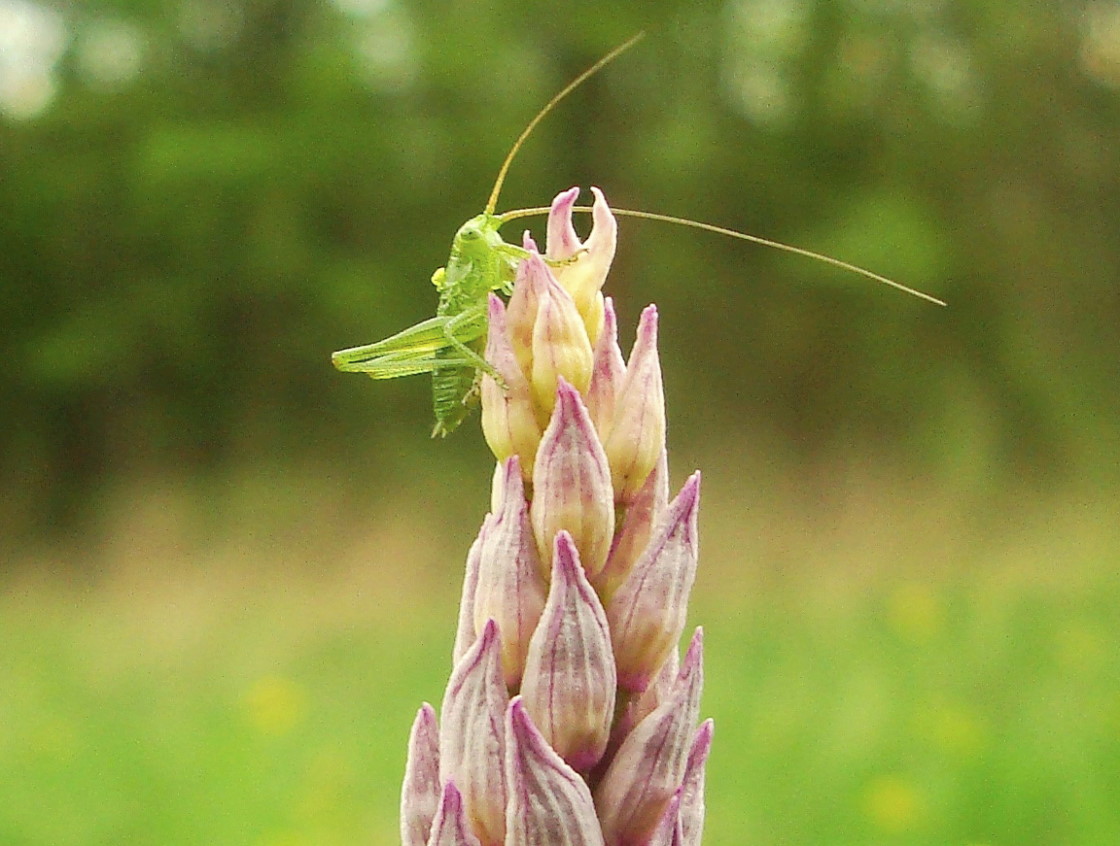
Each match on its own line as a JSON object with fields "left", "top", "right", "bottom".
{"left": 613, "top": 639, "right": 679, "bottom": 750}
{"left": 452, "top": 527, "right": 485, "bottom": 664}
{"left": 473, "top": 456, "right": 547, "bottom": 688}
{"left": 482, "top": 294, "right": 542, "bottom": 471}
{"left": 521, "top": 532, "right": 616, "bottom": 773}
{"left": 545, "top": 187, "right": 583, "bottom": 259}
{"left": 530, "top": 381, "right": 615, "bottom": 581}
{"left": 527, "top": 252, "right": 594, "bottom": 418}
{"left": 679, "top": 720, "right": 714, "bottom": 846}
{"left": 427, "top": 782, "right": 482, "bottom": 846}
{"left": 505, "top": 697, "right": 606, "bottom": 846}
{"left": 400, "top": 703, "right": 440, "bottom": 846}
{"left": 439, "top": 619, "right": 508, "bottom": 846}
{"left": 585, "top": 297, "right": 626, "bottom": 438}
{"left": 602, "top": 305, "right": 666, "bottom": 506}
{"left": 595, "top": 448, "right": 669, "bottom": 598}
{"left": 546, "top": 186, "right": 617, "bottom": 345}
{"left": 607, "top": 473, "right": 700, "bottom": 692}
{"left": 595, "top": 630, "right": 704, "bottom": 846}
{"left": 504, "top": 236, "right": 543, "bottom": 379}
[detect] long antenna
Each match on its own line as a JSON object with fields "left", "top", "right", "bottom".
{"left": 484, "top": 33, "right": 645, "bottom": 216}
{"left": 499, "top": 205, "right": 947, "bottom": 306}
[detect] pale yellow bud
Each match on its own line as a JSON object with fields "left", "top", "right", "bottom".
{"left": 546, "top": 187, "right": 617, "bottom": 346}
{"left": 525, "top": 252, "right": 593, "bottom": 420}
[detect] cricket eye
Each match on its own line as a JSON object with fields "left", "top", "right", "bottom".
{"left": 460, "top": 226, "right": 482, "bottom": 242}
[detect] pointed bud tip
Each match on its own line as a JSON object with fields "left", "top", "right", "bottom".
{"left": 507, "top": 695, "right": 534, "bottom": 738}
{"left": 692, "top": 719, "right": 714, "bottom": 756}
{"left": 554, "top": 375, "right": 581, "bottom": 406}
{"left": 487, "top": 291, "right": 505, "bottom": 317}
{"left": 438, "top": 780, "right": 465, "bottom": 815}
{"left": 499, "top": 453, "right": 524, "bottom": 497}
{"left": 553, "top": 186, "right": 581, "bottom": 208}
{"left": 479, "top": 617, "right": 499, "bottom": 643}
{"left": 678, "top": 471, "right": 702, "bottom": 508}
{"left": 552, "top": 529, "right": 581, "bottom": 573}
{"left": 603, "top": 296, "right": 617, "bottom": 322}
{"left": 681, "top": 627, "right": 704, "bottom": 671}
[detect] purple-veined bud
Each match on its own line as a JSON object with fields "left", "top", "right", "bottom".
{"left": 530, "top": 380, "right": 615, "bottom": 581}
{"left": 505, "top": 697, "right": 606, "bottom": 846}
{"left": 607, "top": 473, "right": 700, "bottom": 692}
{"left": 679, "top": 720, "right": 714, "bottom": 846}
{"left": 595, "top": 448, "right": 669, "bottom": 599}
{"left": 452, "top": 527, "right": 486, "bottom": 664}
{"left": 546, "top": 186, "right": 617, "bottom": 346}
{"left": 602, "top": 305, "right": 666, "bottom": 506}
{"left": 473, "top": 455, "right": 547, "bottom": 688}
{"left": 647, "top": 791, "right": 684, "bottom": 846}
{"left": 527, "top": 251, "right": 594, "bottom": 418}
{"left": 520, "top": 532, "right": 616, "bottom": 773}
{"left": 400, "top": 703, "right": 440, "bottom": 846}
{"left": 439, "top": 619, "right": 508, "bottom": 846}
{"left": 427, "top": 781, "right": 482, "bottom": 846}
{"left": 585, "top": 297, "right": 626, "bottom": 438}
{"left": 482, "top": 294, "right": 542, "bottom": 472}
{"left": 505, "top": 235, "right": 544, "bottom": 380}
{"left": 595, "top": 629, "right": 705, "bottom": 846}
{"left": 612, "top": 639, "right": 680, "bottom": 753}
{"left": 545, "top": 187, "right": 582, "bottom": 258}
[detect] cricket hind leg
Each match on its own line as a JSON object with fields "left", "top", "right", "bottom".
{"left": 441, "top": 306, "right": 508, "bottom": 390}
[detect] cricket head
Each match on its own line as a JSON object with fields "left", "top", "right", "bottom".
{"left": 455, "top": 213, "right": 507, "bottom": 260}
{"left": 436, "top": 213, "right": 522, "bottom": 298}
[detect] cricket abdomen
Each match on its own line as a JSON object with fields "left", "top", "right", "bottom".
{"left": 431, "top": 346, "right": 483, "bottom": 438}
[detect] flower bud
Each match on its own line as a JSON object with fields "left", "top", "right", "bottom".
{"left": 546, "top": 186, "right": 617, "bottom": 346}
{"left": 602, "top": 305, "right": 666, "bottom": 505}
{"left": 595, "top": 447, "right": 669, "bottom": 599}
{"left": 505, "top": 697, "right": 606, "bottom": 846}
{"left": 427, "top": 782, "right": 482, "bottom": 846}
{"left": 584, "top": 297, "right": 626, "bottom": 437}
{"left": 679, "top": 720, "right": 714, "bottom": 846}
{"left": 607, "top": 473, "right": 700, "bottom": 692}
{"left": 505, "top": 236, "right": 544, "bottom": 379}
{"left": 530, "top": 380, "right": 615, "bottom": 581}
{"left": 595, "top": 629, "right": 705, "bottom": 846}
{"left": 545, "top": 187, "right": 582, "bottom": 258}
{"left": 400, "top": 703, "right": 440, "bottom": 846}
{"left": 439, "top": 619, "right": 508, "bottom": 846}
{"left": 452, "top": 527, "right": 485, "bottom": 664}
{"left": 521, "top": 532, "right": 616, "bottom": 772}
{"left": 613, "top": 639, "right": 679, "bottom": 750}
{"left": 474, "top": 456, "right": 547, "bottom": 687}
{"left": 527, "top": 252, "right": 594, "bottom": 419}
{"left": 482, "top": 294, "right": 543, "bottom": 471}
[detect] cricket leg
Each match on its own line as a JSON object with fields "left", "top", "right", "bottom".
{"left": 544, "top": 247, "right": 588, "bottom": 268}
{"left": 442, "top": 307, "right": 508, "bottom": 391}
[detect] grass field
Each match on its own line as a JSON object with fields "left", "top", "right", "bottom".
{"left": 2, "top": 465, "right": 1117, "bottom": 845}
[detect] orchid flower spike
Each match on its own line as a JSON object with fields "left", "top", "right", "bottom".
{"left": 400, "top": 188, "right": 712, "bottom": 846}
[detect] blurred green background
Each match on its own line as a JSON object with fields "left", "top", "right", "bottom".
{"left": 2, "top": 0, "right": 1118, "bottom": 843}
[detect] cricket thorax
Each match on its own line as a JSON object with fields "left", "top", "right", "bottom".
{"left": 434, "top": 214, "right": 519, "bottom": 314}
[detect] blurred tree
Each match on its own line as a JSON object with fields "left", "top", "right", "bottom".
{"left": 1, "top": 0, "right": 1117, "bottom": 537}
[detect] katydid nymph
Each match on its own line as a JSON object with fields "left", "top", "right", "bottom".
{"left": 331, "top": 33, "right": 945, "bottom": 437}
